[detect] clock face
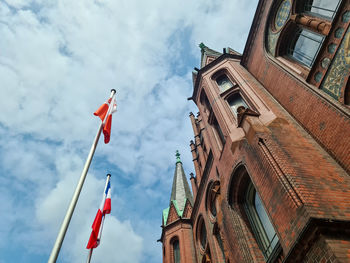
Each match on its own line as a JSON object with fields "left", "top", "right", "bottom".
{"left": 274, "top": 0, "right": 291, "bottom": 31}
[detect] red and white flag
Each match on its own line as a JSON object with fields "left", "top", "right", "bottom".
{"left": 86, "top": 176, "right": 112, "bottom": 249}
{"left": 94, "top": 94, "right": 117, "bottom": 144}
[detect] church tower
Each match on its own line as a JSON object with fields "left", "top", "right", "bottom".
{"left": 160, "top": 151, "right": 197, "bottom": 263}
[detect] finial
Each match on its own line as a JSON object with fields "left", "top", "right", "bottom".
{"left": 175, "top": 150, "right": 181, "bottom": 163}
{"left": 199, "top": 42, "right": 207, "bottom": 51}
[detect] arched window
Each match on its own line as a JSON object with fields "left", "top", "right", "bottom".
{"left": 244, "top": 182, "right": 279, "bottom": 259}
{"left": 172, "top": 239, "right": 180, "bottom": 263}
{"left": 216, "top": 75, "right": 234, "bottom": 93}
{"left": 197, "top": 217, "right": 208, "bottom": 251}
{"left": 288, "top": 28, "right": 324, "bottom": 67}
{"left": 206, "top": 181, "right": 220, "bottom": 220}
{"left": 227, "top": 93, "right": 248, "bottom": 116}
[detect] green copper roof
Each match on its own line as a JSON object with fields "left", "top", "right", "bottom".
{"left": 162, "top": 207, "right": 169, "bottom": 224}
{"left": 162, "top": 199, "right": 190, "bottom": 225}
{"left": 162, "top": 151, "right": 193, "bottom": 226}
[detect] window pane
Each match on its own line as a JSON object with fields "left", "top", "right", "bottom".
{"left": 245, "top": 182, "right": 280, "bottom": 259}
{"left": 216, "top": 75, "right": 233, "bottom": 93}
{"left": 227, "top": 93, "right": 247, "bottom": 116}
{"left": 173, "top": 240, "right": 180, "bottom": 263}
{"left": 289, "top": 29, "right": 324, "bottom": 67}
{"left": 254, "top": 192, "right": 277, "bottom": 244}
{"left": 304, "top": 0, "right": 341, "bottom": 19}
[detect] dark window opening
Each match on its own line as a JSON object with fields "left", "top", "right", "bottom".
{"left": 173, "top": 240, "right": 180, "bottom": 263}
{"left": 200, "top": 223, "right": 207, "bottom": 249}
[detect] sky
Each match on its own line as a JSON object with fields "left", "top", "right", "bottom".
{"left": 0, "top": 0, "right": 258, "bottom": 262}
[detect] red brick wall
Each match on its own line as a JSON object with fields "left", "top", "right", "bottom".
{"left": 243, "top": 0, "right": 350, "bottom": 174}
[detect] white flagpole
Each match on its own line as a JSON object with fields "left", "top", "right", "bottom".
{"left": 86, "top": 249, "right": 93, "bottom": 263}
{"left": 48, "top": 89, "right": 116, "bottom": 263}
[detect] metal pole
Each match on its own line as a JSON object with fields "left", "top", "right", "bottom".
{"left": 86, "top": 249, "right": 93, "bottom": 263}
{"left": 48, "top": 89, "right": 116, "bottom": 263}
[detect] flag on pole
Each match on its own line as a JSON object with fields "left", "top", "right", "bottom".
{"left": 94, "top": 94, "right": 117, "bottom": 144}
{"left": 86, "top": 176, "right": 112, "bottom": 249}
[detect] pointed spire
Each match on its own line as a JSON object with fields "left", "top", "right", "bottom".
{"left": 170, "top": 151, "right": 193, "bottom": 212}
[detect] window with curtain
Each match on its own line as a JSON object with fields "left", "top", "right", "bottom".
{"left": 173, "top": 239, "right": 180, "bottom": 263}
{"left": 216, "top": 75, "right": 234, "bottom": 93}
{"left": 227, "top": 93, "right": 248, "bottom": 116}
{"left": 244, "top": 182, "right": 279, "bottom": 259}
{"left": 288, "top": 28, "right": 324, "bottom": 67}
{"left": 303, "top": 0, "right": 342, "bottom": 19}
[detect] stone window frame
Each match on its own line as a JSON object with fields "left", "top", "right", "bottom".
{"left": 210, "top": 67, "right": 260, "bottom": 124}
{"left": 211, "top": 68, "right": 238, "bottom": 95}
{"left": 211, "top": 68, "right": 238, "bottom": 94}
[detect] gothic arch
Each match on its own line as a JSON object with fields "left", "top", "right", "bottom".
{"left": 205, "top": 180, "right": 220, "bottom": 222}
{"left": 227, "top": 162, "right": 249, "bottom": 209}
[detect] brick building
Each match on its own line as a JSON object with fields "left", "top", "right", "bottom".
{"left": 160, "top": 0, "right": 350, "bottom": 262}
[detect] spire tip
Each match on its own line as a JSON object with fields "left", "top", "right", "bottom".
{"left": 175, "top": 150, "right": 181, "bottom": 163}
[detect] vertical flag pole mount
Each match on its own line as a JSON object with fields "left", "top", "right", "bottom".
{"left": 48, "top": 89, "right": 116, "bottom": 263}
